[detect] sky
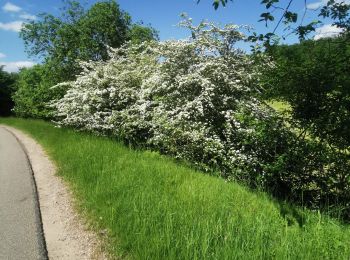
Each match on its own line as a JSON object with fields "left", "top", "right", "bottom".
{"left": 0, "top": 0, "right": 345, "bottom": 72}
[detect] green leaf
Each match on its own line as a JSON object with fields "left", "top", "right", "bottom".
{"left": 284, "top": 11, "right": 298, "bottom": 23}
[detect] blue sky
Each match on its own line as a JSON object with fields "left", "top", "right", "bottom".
{"left": 0, "top": 0, "right": 343, "bottom": 72}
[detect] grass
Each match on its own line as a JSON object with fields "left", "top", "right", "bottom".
{"left": 267, "top": 100, "right": 292, "bottom": 114}
{"left": 1, "top": 118, "right": 350, "bottom": 259}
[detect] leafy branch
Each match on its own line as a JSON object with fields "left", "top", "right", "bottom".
{"left": 197, "top": 0, "right": 350, "bottom": 45}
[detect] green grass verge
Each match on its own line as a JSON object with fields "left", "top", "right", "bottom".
{"left": 1, "top": 118, "right": 350, "bottom": 259}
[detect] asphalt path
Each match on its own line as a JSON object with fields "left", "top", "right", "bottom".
{"left": 0, "top": 127, "right": 47, "bottom": 260}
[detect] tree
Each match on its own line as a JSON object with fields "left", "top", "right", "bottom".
{"left": 201, "top": 0, "right": 350, "bottom": 149}
{"left": 20, "top": 0, "right": 158, "bottom": 82}
{"left": 13, "top": 64, "right": 65, "bottom": 119}
{"left": 0, "top": 67, "right": 16, "bottom": 117}
{"left": 128, "top": 23, "right": 159, "bottom": 45}
{"left": 264, "top": 36, "right": 350, "bottom": 149}
{"left": 72, "top": 0, "right": 131, "bottom": 61}
{"left": 15, "top": 0, "right": 158, "bottom": 119}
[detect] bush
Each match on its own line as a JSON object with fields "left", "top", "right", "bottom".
{"left": 264, "top": 37, "right": 350, "bottom": 150}
{"left": 53, "top": 17, "right": 350, "bottom": 218}
{"left": 13, "top": 64, "right": 66, "bottom": 119}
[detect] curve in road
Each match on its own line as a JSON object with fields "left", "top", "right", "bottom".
{"left": 0, "top": 127, "right": 47, "bottom": 260}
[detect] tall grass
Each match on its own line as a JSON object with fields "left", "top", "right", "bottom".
{"left": 1, "top": 118, "right": 350, "bottom": 259}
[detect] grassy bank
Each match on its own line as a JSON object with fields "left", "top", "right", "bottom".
{"left": 1, "top": 118, "right": 349, "bottom": 259}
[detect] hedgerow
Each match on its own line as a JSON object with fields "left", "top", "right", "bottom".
{"left": 52, "top": 17, "right": 350, "bottom": 218}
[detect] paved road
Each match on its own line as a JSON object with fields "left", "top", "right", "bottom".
{"left": 0, "top": 127, "right": 47, "bottom": 260}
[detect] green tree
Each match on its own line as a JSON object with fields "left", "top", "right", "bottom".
{"left": 13, "top": 65, "right": 65, "bottom": 118}
{"left": 202, "top": 0, "right": 350, "bottom": 150}
{"left": 128, "top": 23, "right": 159, "bottom": 45}
{"left": 265, "top": 36, "right": 350, "bottom": 149}
{"left": 20, "top": 0, "right": 158, "bottom": 82}
{"left": 15, "top": 0, "right": 158, "bottom": 119}
{"left": 0, "top": 67, "right": 16, "bottom": 117}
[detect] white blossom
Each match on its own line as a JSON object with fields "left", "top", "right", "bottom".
{"left": 52, "top": 17, "right": 277, "bottom": 179}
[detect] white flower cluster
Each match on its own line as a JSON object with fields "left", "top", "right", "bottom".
{"left": 52, "top": 17, "right": 279, "bottom": 180}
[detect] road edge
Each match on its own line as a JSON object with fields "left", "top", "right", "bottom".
{"left": 0, "top": 126, "right": 49, "bottom": 260}
{"left": 1, "top": 125, "right": 108, "bottom": 260}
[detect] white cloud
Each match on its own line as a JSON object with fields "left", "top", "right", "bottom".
{"left": 2, "top": 2, "right": 22, "bottom": 12}
{"left": 0, "top": 20, "right": 23, "bottom": 32}
{"left": 0, "top": 61, "right": 36, "bottom": 72}
{"left": 307, "top": 0, "right": 350, "bottom": 10}
{"left": 314, "top": 24, "right": 344, "bottom": 40}
{"left": 0, "top": 53, "right": 6, "bottom": 59}
{"left": 19, "top": 13, "right": 36, "bottom": 20}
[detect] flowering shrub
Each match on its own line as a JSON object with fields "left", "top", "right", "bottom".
{"left": 53, "top": 17, "right": 350, "bottom": 217}
{"left": 54, "top": 17, "right": 272, "bottom": 173}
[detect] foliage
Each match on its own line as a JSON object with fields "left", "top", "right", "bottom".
{"left": 320, "top": 0, "right": 350, "bottom": 33}
{"left": 199, "top": 0, "right": 350, "bottom": 45}
{"left": 0, "top": 67, "right": 17, "bottom": 116}
{"left": 13, "top": 65, "right": 65, "bottom": 119}
{"left": 128, "top": 23, "right": 159, "bottom": 45}
{"left": 14, "top": 0, "right": 158, "bottom": 119}
{"left": 20, "top": 0, "right": 158, "bottom": 82}
{"left": 264, "top": 36, "right": 350, "bottom": 150}
{"left": 52, "top": 18, "right": 274, "bottom": 175}
{"left": 52, "top": 17, "right": 350, "bottom": 217}
{"left": 2, "top": 118, "right": 350, "bottom": 259}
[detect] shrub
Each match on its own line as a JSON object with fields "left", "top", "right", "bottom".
{"left": 53, "top": 17, "right": 350, "bottom": 218}
{"left": 13, "top": 64, "right": 65, "bottom": 119}
{"left": 264, "top": 37, "right": 350, "bottom": 150}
